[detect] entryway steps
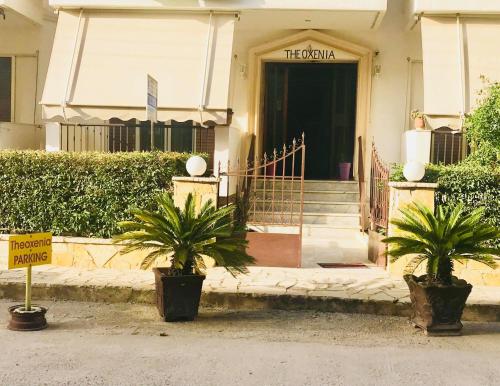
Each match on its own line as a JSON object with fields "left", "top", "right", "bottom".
{"left": 303, "top": 212, "right": 360, "bottom": 227}
{"left": 252, "top": 179, "right": 361, "bottom": 231}
{"left": 254, "top": 201, "right": 360, "bottom": 214}
{"left": 302, "top": 224, "right": 363, "bottom": 236}
{"left": 255, "top": 190, "right": 359, "bottom": 203}
{"left": 255, "top": 180, "right": 359, "bottom": 192}
{"left": 250, "top": 212, "right": 360, "bottom": 227}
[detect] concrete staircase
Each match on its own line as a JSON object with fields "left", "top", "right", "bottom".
{"left": 300, "top": 180, "right": 361, "bottom": 237}
{"left": 298, "top": 180, "right": 365, "bottom": 267}
{"left": 253, "top": 179, "right": 361, "bottom": 235}
{"left": 252, "top": 179, "right": 366, "bottom": 267}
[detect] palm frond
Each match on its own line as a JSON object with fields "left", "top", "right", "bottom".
{"left": 383, "top": 202, "right": 499, "bottom": 284}
{"left": 114, "top": 192, "right": 254, "bottom": 274}
{"left": 140, "top": 249, "right": 170, "bottom": 270}
{"left": 403, "top": 255, "right": 428, "bottom": 275}
{"left": 451, "top": 253, "right": 498, "bottom": 270}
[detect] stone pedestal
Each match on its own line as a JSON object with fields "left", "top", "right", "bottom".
{"left": 387, "top": 181, "right": 438, "bottom": 276}
{"left": 172, "top": 176, "right": 220, "bottom": 268}
{"left": 172, "top": 176, "right": 220, "bottom": 213}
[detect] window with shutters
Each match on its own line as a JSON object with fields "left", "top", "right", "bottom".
{"left": 87, "top": 119, "right": 215, "bottom": 169}
{"left": 430, "top": 127, "right": 468, "bottom": 165}
{"left": 0, "top": 57, "right": 12, "bottom": 122}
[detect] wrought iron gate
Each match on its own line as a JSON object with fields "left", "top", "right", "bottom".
{"left": 218, "top": 134, "right": 306, "bottom": 231}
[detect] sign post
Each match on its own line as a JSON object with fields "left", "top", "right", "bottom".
{"left": 7, "top": 232, "right": 52, "bottom": 331}
{"left": 147, "top": 75, "right": 158, "bottom": 150}
{"left": 26, "top": 264, "right": 32, "bottom": 311}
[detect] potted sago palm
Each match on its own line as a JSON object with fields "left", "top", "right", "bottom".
{"left": 115, "top": 193, "right": 254, "bottom": 322}
{"left": 383, "top": 203, "right": 499, "bottom": 336}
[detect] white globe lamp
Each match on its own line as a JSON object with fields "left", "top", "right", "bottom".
{"left": 186, "top": 155, "right": 207, "bottom": 177}
{"left": 403, "top": 161, "right": 425, "bottom": 182}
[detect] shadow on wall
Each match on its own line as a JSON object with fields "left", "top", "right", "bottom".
{"left": 0, "top": 123, "right": 45, "bottom": 150}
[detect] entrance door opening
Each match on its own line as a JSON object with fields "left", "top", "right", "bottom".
{"left": 263, "top": 62, "right": 357, "bottom": 180}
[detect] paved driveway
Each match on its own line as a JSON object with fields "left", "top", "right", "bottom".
{"left": 0, "top": 300, "right": 499, "bottom": 386}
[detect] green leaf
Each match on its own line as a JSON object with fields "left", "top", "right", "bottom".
{"left": 383, "top": 202, "right": 499, "bottom": 283}
{"left": 114, "top": 192, "right": 255, "bottom": 274}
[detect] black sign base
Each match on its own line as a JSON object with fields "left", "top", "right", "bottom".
{"left": 7, "top": 305, "right": 48, "bottom": 331}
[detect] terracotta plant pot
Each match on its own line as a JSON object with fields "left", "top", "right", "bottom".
{"left": 404, "top": 274, "right": 472, "bottom": 336}
{"left": 414, "top": 117, "right": 425, "bottom": 129}
{"left": 8, "top": 305, "right": 48, "bottom": 331}
{"left": 153, "top": 268, "right": 205, "bottom": 322}
{"left": 338, "top": 162, "right": 352, "bottom": 181}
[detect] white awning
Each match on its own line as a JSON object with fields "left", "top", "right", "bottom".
{"left": 421, "top": 16, "right": 500, "bottom": 116}
{"left": 50, "top": 1, "right": 387, "bottom": 13}
{"left": 414, "top": 0, "right": 500, "bottom": 15}
{"left": 41, "top": 10, "right": 236, "bottom": 125}
{"left": 421, "top": 17, "right": 462, "bottom": 116}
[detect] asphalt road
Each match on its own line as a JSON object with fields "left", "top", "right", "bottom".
{"left": 0, "top": 300, "right": 499, "bottom": 386}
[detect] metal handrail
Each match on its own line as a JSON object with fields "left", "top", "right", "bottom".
{"left": 369, "top": 142, "right": 389, "bottom": 231}
{"left": 357, "top": 136, "right": 368, "bottom": 232}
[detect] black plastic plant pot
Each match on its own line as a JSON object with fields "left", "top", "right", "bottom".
{"left": 8, "top": 305, "right": 48, "bottom": 331}
{"left": 153, "top": 268, "right": 206, "bottom": 322}
{"left": 404, "top": 274, "right": 472, "bottom": 336}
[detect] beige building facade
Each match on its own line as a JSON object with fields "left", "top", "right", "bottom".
{"left": 2, "top": 0, "right": 500, "bottom": 175}
{"left": 0, "top": 0, "right": 56, "bottom": 150}
{"left": 1, "top": 0, "right": 499, "bottom": 283}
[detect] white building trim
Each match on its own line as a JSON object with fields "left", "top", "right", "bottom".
{"left": 413, "top": 0, "right": 500, "bottom": 15}
{"left": 49, "top": 0, "right": 387, "bottom": 12}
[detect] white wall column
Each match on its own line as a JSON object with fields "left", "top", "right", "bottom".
{"left": 401, "top": 129, "right": 431, "bottom": 164}
{"left": 45, "top": 122, "right": 62, "bottom": 151}
{"left": 214, "top": 125, "right": 241, "bottom": 197}
{"left": 214, "top": 126, "right": 229, "bottom": 196}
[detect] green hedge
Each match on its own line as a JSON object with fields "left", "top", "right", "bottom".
{"left": 390, "top": 163, "right": 441, "bottom": 183}
{"left": 464, "top": 79, "right": 500, "bottom": 157}
{"left": 390, "top": 162, "right": 500, "bottom": 247}
{"left": 0, "top": 151, "right": 190, "bottom": 238}
{"left": 435, "top": 163, "right": 500, "bottom": 231}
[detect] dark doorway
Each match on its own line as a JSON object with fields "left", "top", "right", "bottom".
{"left": 263, "top": 62, "right": 357, "bottom": 180}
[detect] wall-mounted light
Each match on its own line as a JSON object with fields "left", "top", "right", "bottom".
{"left": 0, "top": 8, "right": 6, "bottom": 20}
{"left": 372, "top": 51, "right": 381, "bottom": 77}
{"left": 239, "top": 64, "right": 247, "bottom": 79}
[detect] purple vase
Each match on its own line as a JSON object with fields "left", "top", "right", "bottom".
{"left": 265, "top": 163, "right": 276, "bottom": 176}
{"left": 338, "top": 162, "right": 352, "bottom": 181}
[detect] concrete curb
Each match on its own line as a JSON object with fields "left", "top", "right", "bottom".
{"left": 1, "top": 282, "right": 498, "bottom": 323}
{"left": 0, "top": 282, "right": 156, "bottom": 305}
{"left": 202, "top": 293, "right": 500, "bottom": 323}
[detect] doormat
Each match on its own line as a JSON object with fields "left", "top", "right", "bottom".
{"left": 318, "top": 263, "right": 368, "bottom": 269}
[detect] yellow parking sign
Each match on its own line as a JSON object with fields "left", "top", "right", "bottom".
{"left": 8, "top": 233, "right": 52, "bottom": 269}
